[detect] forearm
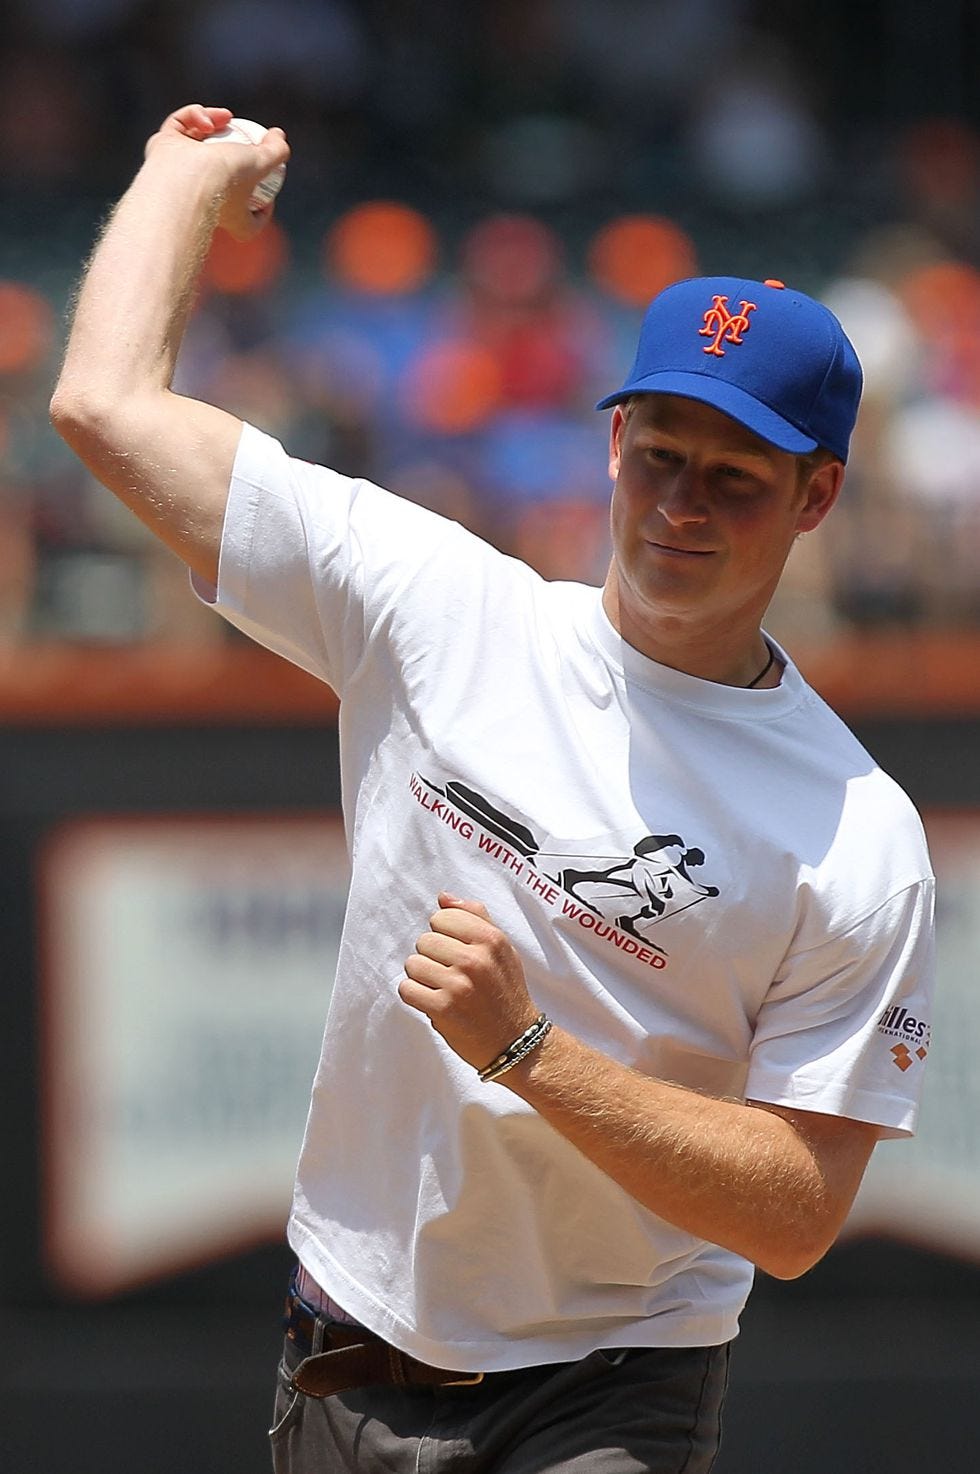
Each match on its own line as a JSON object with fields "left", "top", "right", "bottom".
{"left": 400, "top": 896, "right": 877, "bottom": 1280}
{"left": 52, "top": 149, "right": 221, "bottom": 415}
{"left": 48, "top": 107, "right": 290, "bottom": 580}
{"left": 501, "top": 1024, "right": 841, "bottom": 1279}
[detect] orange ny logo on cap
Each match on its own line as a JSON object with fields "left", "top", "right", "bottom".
{"left": 700, "top": 294, "right": 757, "bottom": 356}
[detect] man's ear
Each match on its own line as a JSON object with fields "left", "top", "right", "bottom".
{"left": 796, "top": 458, "right": 846, "bottom": 534}
{"left": 608, "top": 406, "right": 626, "bottom": 482}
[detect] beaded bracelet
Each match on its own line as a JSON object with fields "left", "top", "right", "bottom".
{"left": 478, "top": 1013, "right": 552, "bottom": 1083}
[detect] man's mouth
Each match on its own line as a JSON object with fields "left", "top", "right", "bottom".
{"left": 647, "top": 540, "right": 715, "bottom": 557}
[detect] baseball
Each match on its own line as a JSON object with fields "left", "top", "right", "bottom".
{"left": 201, "top": 117, "right": 286, "bottom": 213}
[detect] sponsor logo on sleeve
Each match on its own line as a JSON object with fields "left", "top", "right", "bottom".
{"left": 876, "top": 1005, "right": 931, "bottom": 1070}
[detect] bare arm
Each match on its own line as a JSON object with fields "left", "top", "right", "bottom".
{"left": 400, "top": 894, "right": 881, "bottom": 1281}
{"left": 49, "top": 104, "right": 291, "bottom": 586}
{"left": 501, "top": 1032, "right": 878, "bottom": 1280}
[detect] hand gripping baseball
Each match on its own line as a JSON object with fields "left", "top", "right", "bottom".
{"left": 400, "top": 894, "right": 542, "bottom": 1077}
{"left": 144, "top": 104, "right": 290, "bottom": 241}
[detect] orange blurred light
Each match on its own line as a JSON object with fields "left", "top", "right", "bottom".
{"left": 898, "top": 260, "right": 980, "bottom": 404}
{"left": 202, "top": 219, "right": 290, "bottom": 296}
{"left": 0, "top": 280, "right": 55, "bottom": 373}
{"left": 400, "top": 339, "right": 502, "bottom": 434}
{"left": 588, "top": 216, "right": 698, "bottom": 306}
{"left": 326, "top": 202, "right": 437, "bottom": 295}
{"left": 899, "top": 260, "right": 980, "bottom": 330}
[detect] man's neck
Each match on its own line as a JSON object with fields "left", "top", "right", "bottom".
{"left": 601, "top": 582, "right": 781, "bottom": 690}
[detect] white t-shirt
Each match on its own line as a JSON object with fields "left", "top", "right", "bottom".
{"left": 198, "top": 422, "right": 935, "bottom": 1371}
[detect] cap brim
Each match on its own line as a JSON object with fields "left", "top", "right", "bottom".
{"left": 595, "top": 371, "right": 819, "bottom": 455}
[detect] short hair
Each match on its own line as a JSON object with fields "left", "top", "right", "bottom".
{"left": 795, "top": 446, "right": 838, "bottom": 488}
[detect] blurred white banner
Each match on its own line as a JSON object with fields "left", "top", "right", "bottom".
{"left": 40, "top": 815, "right": 349, "bottom": 1295}
{"left": 39, "top": 806, "right": 979, "bottom": 1296}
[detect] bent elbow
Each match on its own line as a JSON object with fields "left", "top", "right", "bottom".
{"left": 49, "top": 388, "right": 125, "bottom": 466}
{"left": 50, "top": 387, "right": 91, "bottom": 443}
{"left": 50, "top": 386, "right": 103, "bottom": 436}
{"left": 762, "top": 1253, "right": 819, "bottom": 1282}
{"left": 759, "top": 1230, "right": 834, "bottom": 1282}
{"left": 49, "top": 387, "right": 71, "bottom": 435}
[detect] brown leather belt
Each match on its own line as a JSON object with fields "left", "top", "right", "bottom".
{"left": 284, "top": 1286, "right": 486, "bottom": 1399}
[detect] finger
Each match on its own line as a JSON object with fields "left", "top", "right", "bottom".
{"left": 403, "top": 952, "right": 452, "bottom": 989}
{"left": 429, "top": 911, "right": 501, "bottom": 951}
{"left": 200, "top": 105, "right": 234, "bottom": 128}
{"left": 146, "top": 104, "right": 231, "bottom": 158}
{"left": 398, "top": 975, "right": 452, "bottom": 1015}
{"left": 182, "top": 104, "right": 233, "bottom": 136}
{"left": 437, "top": 892, "right": 490, "bottom": 919}
{"left": 414, "top": 930, "right": 467, "bottom": 967}
{"left": 431, "top": 895, "right": 494, "bottom": 935}
{"left": 168, "top": 104, "right": 233, "bottom": 139}
{"left": 257, "top": 126, "right": 291, "bottom": 168}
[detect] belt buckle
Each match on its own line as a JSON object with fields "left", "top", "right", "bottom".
{"left": 442, "top": 1371, "right": 485, "bottom": 1387}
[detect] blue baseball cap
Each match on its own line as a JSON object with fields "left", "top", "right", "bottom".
{"left": 596, "top": 276, "right": 863, "bottom": 462}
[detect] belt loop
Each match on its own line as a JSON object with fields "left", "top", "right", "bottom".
{"left": 387, "top": 1344, "right": 407, "bottom": 1386}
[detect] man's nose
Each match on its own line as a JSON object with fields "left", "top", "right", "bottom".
{"left": 658, "top": 467, "right": 709, "bottom": 524}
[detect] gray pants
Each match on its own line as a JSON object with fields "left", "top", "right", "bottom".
{"left": 269, "top": 1331, "right": 730, "bottom": 1473}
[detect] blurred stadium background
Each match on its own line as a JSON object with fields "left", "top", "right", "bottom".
{"left": 1, "top": 2, "right": 979, "bottom": 1471}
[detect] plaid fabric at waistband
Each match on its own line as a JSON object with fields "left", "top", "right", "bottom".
{"left": 295, "top": 1263, "right": 364, "bottom": 1327}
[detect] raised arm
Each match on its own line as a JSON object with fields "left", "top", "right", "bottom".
{"left": 49, "top": 104, "right": 291, "bottom": 587}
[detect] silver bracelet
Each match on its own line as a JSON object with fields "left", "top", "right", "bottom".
{"left": 478, "top": 1014, "right": 552, "bottom": 1083}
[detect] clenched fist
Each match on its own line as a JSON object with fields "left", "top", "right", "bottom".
{"left": 144, "top": 104, "right": 290, "bottom": 241}
{"left": 399, "top": 894, "right": 540, "bottom": 1075}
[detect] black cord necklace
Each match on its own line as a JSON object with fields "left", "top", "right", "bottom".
{"left": 745, "top": 644, "right": 777, "bottom": 688}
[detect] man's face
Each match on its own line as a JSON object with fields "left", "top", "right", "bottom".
{"left": 605, "top": 394, "right": 842, "bottom": 650}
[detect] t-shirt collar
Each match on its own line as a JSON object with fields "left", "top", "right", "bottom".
{"left": 586, "top": 593, "right": 805, "bottom": 720}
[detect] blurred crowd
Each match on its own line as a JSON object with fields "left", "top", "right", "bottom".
{"left": 0, "top": 0, "right": 978, "bottom": 647}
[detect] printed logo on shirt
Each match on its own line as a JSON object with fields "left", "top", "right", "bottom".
{"left": 876, "top": 1005, "right": 930, "bottom": 1070}
{"left": 408, "top": 771, "right": 721, "bottom": 968}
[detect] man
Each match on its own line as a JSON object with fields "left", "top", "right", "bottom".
{"left": 51, "top": 105, "right": 935, "bottom": 1473}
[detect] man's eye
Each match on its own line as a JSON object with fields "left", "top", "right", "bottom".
{"left": 717, "top": 465, "right": 759, "bottom": 486}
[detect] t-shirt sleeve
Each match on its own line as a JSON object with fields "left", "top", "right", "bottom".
{"left": 744, "top": 878, "right": 935, "bottom": 1137}
{"left": 192, "top": 422, "right": 496, "bottom": 695}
